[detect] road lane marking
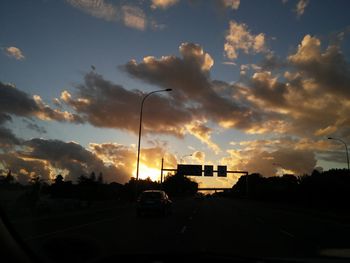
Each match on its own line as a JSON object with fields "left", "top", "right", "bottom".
{"left": 24, "top": 216, "right": 121, "bottom": 241}
{"left": 180, "top": 226, "right": 187, "bottom": 234}
{"left": 280, "top": 229, "right": 295, "bottom": 238}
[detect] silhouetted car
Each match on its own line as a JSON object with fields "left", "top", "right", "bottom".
{"left": 136, "top": 190, "right": 172, "bottom": 217}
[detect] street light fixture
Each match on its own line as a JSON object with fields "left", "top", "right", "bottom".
{"left": 180, "top": 153, "right": 193, "bottom": 164}
{"left": 328, "top": 137, "right": 350, "bottom": 171}
{"left": 135, "top": 89, "right": 172, "bottom": 191}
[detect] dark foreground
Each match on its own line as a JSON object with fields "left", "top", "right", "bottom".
{"left": 8, "top": 196, "right": 350, "bottom": 262}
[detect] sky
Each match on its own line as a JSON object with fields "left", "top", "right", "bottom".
{"left": 1, "top": 0, "right": 350, "bottom": 187}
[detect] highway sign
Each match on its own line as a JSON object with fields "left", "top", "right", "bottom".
{"left": 177, "top": 164, "right": 202, "bottom": 176}
{"left": 217, "top": 165, "right": 227, "bottom": 177}
{"left": 204, "top": 165, "right": 213, "bottom": 176}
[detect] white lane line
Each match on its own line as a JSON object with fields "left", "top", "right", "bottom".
{"left": 24, "top": 216, "right": 121, "bottom": 241}
{"left": 280, "top": 229, "right": 295, "bottom": 238}
{"left": 180, "top": 226, "right": 187, "bottom": 234}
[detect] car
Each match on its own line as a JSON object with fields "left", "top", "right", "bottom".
{"left": 136, "top": 190, "right": 172, "bottom": 217}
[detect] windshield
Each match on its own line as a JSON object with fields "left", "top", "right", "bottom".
{"left": 1, "top": 0, "right": 350, "bottom": 262}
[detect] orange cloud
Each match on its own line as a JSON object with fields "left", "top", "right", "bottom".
{"left": 3, "top": 46, "right": 25, "bottom": 60}
{"left": 224, "top": 20, "right": 267, "bottom": 60}
{"left": 151, "top": 0, "right": 179, "bottom": 10}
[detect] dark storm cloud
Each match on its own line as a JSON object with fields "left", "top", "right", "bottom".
{"left": 0, "top": 153, "right": 51, "bottom": 184}
{"left": 317, "top": 150, "right": 348, "bottom": 164}
{"left": 224, "top": 145, "right": 317, "bottom": 177}
{"left": 259, "top": 53, "right": 286, "bottom": 71}
{"left": 0, "top": 82, "right": 39, "bottom": 116}
{"left": 288, "top": 35, "right": 350, "bottom": 98}
{"left": 237, "top": 35, "right": 350, "bottom": 138}
{"left": 121, "top": 42, "right": 266, "bottom": 131}
{"left": 0, "top": 113, "right": 12, "bottom": 124}
{"left": 0, "top": 81, "right": 84, "bottom": 123}
{"left": 23, "top": 119, "right": 47, "bottom": 134}
{"left": 0, "top": 114, "right": 21, "bottom": 148}
{"left": 20, "top": 138, "right": 129, "bottom": 183}
{"left": 62, "top": 71, "right": 192, "bottom": 137}
{"left": 0, "top": 126, "right": 21, "bottom": 147}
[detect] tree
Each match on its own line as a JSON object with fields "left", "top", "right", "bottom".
{"left": 54, "top": 174, "right": 64, "bottom": 184}
{"left": 78, "top": 174, "right": 89, "bottom": 185}
{"left": 163, "top": 173, "right": 198, "bottom": 197}
{"left": 97, "top": 172, "right": 103, "bottom": 184}
{"left": 90, "top": 171, "right": 96, "bottom": 182}
{"left": 5, "top": 169, "right": 14, "bottom": 184}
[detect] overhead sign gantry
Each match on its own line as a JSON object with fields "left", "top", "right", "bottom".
{"left": 160, "top": 161, "right": 248, "bottom": 191}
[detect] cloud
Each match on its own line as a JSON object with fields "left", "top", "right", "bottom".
{"left": 121, "top": 5, "right": 146, "bottom": 31}
{"left": 150, "top": 20, "right": 167, "bottom": 31}
{"left": 222, "top": 138, "right": 317, "bottom": 176}
{"left": 233, "top": 33, "right": 350, "bottom": 141}
{"left": 238, "top": 137, "right": 333, "bottom": 152}
{"left": 0, "top": 82, "right": 83, "bottom": 124}
{"left": 0, "top": 134, "right": 177, "bottom": 184}
{"left": 193, "top": 151, "right": 205, "bottom": 162}
{"left": 122, "top": 42, "right": 266, "bottom": 135}
{"left": 186, "top": 121, "right": 220, "bottom": 153}
{"left": 3, "top": 46, "right": 25, "bottom": 60}
{"left": 61, "top": 71, "right": 192, "bottom": 137}
{"left": 151, "top": 0, "right": 179, "bottom": 10}
{"left": 66, "top": 0, "right": 118, "bottom": 21}
{"left": 224, "top": 20, "right": 267, "bottom": 60}
{"left": 19, "top": 138, "right": 129, "bottom": 183}
{"left": 89, "top": 142, "right": 177, "bottom": 178}
{"left": 0, "top": 82, "right": 40, "bottom": 116}
{"left": 218, "top": 0, "right": 240, "bottom": 10}
{"left": 66, "top": 0, "right": 162, "bottom": 31}
{"left": 0, "top": 114, "right": 21, "bottom": 149}
{"left": 287, "top": 35, "right": 350, "bottom": 99}
{"left": 295, "top": 0, "right": 309, "bottom": 18}
{"left": 222, "top": 61, "right": 236, "bottom": 66}
{"left": 0, "top": 153, "right": 51, "bottom": 184}
{"left": 0, "top": 126, "right": 22, "bottom": 148}
{"left": 23, "top": 119, "right": 47, "bottom": 134}
{"left": 59, "top": 41, "right": 269, "bottom": 152}
{"left": 259, "top": 53, "right": 286, "bottom": 71}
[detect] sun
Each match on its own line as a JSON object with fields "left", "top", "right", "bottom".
{"left": 133, "top": 163, "right": 161, "bottom": 182}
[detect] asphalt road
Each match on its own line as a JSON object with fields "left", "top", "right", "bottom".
{"left": 9, "top": 197, "right": 350, "bottom": 262}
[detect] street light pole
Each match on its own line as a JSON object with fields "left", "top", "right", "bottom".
{"left": 328, "top": 137, "right": 350, "bottom": 171}
{"left": 135, "top": 89, "right": 172, "bottom": 197}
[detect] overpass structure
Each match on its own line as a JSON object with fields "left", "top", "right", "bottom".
{"left": 197, "top": 188, "right": 231, "bottom": 191}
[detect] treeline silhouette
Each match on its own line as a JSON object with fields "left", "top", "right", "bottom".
{"left": 228, "top": 169, "right": 350, "bottom": 209}
{"left": 3, "top": 168, "right": 350, "bottom": 213}
{"left": 0, "top": 171, "right": 198, "bottom": 213}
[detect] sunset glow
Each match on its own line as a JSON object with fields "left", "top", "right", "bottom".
{"left": 1, "top": 0, "right": 350, "bottom": 187}
{"left": 133, "top": 164, "right": 161, "bottom": 182}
